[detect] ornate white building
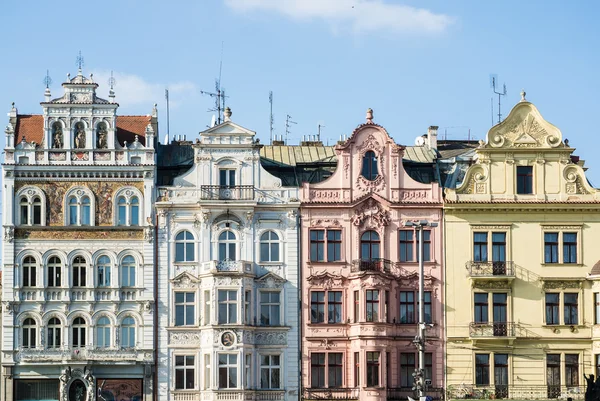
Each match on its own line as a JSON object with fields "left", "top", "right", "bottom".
{"left": 155, "top": 108, "right": 300, "bottom": 401}
{"left": 1, "top": 68, "right": 157, "bottom": 401}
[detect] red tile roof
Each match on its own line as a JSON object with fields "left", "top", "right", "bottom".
{"left": 15, "top": 115, "right": 44, "bottom": 145}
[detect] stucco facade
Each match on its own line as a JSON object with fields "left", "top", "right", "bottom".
{"left": 300, "top": 110, "right": 444, "bottom": 401}
{"left": 444, "top": 94, "right": 600, "bottom": 400}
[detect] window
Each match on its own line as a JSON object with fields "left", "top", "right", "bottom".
{"left": 121, "top": 256, "right": 136, "bottom": 287}
{"left": 204, "top": 290, "right": 211, "bottom": 326}
{"left": 22, "top": 318, "right": 36, "bottom": 348}
{"left": 175, "top": 292, "right": 195, "bottom": 326}
{"left": 563, "top": 233, "right": 577, "bottom": 264}
{"left": 545, "top": 293, "right": 560, "bottom": 325}
{"left": 175, "top": 355, "right": 195, "bottom": 390}
{"left": 492, "top": 233, "right": 506, "bottom": 262}
{"left": 564, "top": 293, "right": 578, "bottom": 325}
{"left": 400, "top": 353, "right": 415, "bottom": 387}
{"left": 328, "top": 353, "right": 343, "bottom": 388}
{"left": 18, "top": 193, "right": 43, "bottom": 226}
{"left": 400, "top": 291, "right": 415, "bottom": 324}
{"left": 72, "top": 317, "right": 86, "bottom": 348}
{"left": 47, "top": 318, "right": 61, "bottom": 349}
{"left": 96, "top": 317, "right": 111, "bottom": 348}
{"left": 362, "top": 150, "right": 379, "bottom": 181}
{"left": 310, "top": 229, "right": 343, "bottom": 262}
{"left": 67, "top": 193, "right": 92, "bottom": 226}
{"left": 547, "top": 354, "right": 561, "bottom": 397}
{"left": 327, "top": 230, "right": 342, "bottom": 262}
{"left": 47, "top": 256, "right": 61, "bottom": 287}
{"left": 20, "top": 196, "right": 28, "bottom": 225}
{"left": 425, "top": 353, "right": 433, "bottom": 382}
{"left": 328, "top": 291, "right": 342, "bottom": 323}
{"left": 311, "top": 353, "right": 326, "bottom": 388}
{"left": 117, "top": 195, "right": 140, "bottom": 226}
{"left": 22, "top": 256, "right": 37, "bottom": 287}
{"left": 219, "top": 169, "right": 236, "bottom": 186}
{"left": 399, "top": 230, "right": 414, "bottom": 262}
{"left": 310, "top": 230, "right": 325, "bottom": 262}
{"left": 366, "top": 351, "right": 380, "bottom": 387}
{"left": 204, "top": 354, "right": 211, "bottom": 390}
{"left": 366, "top": 290, "right": 379, "bottom": 322}
{"left": 260, "top": 231, "right": 280, "bottom": 262}
{"left": 218, "top": 354, "right": 238, "bottom": 389}
{"left": 260, "top": 292, "right": 281, "bottom": 326}
{"left": 545, "top": 233, "right": 559, "bottom": 263}
{"left": 361, "top": 231, "right": 380, "bottom": 260}
{"left": 244, "top": 290, "right": 251, "bottom": 324}
{"left": 354, "top": 352, "right": 360, "bottom": 387}
{"left": 516, "top": 166, "right": 533, "bottom": 194}
{"left": 494, "top": 354, "right": 508, "bottom": 389}
{"left": 260, "top": 355, "right": 281, "bottom": 389}
{"left": 424, "top": 291, "right": 432, "bottom": 324}
{"left": 97, "top": 256, "right": 111, "bottom": 287}
{"left": 565, "top": 354, "right": 578, "bottom": 388}
{"left": 595, "top": 293, "right": 600, "bottom": 325}
{"left": 493, "top": 293, "right": 508, "bottom": 336}
{"left": 474, "top": 233, "right": 488, "bottom": 262}
{"left": 175, "top": 231, "right": 194, "bottom": 262}
{"left": 474, "top": 293, "right": 489, "bottom": 323}
{"left": 311, "top": 291, "right": 325, "bottom": 323}
{"left": 121, "top": 317, "right": 136, "bottom": 348}
{"left": 354, "top": 291, "right": 359, "bottom": 323}
{"left": 475, "top": 354, "right": 490, "bottom": 386}
{"left": 245, "top": 353, "right": 251, "bottom": 389}
{"left": 218, "top": 231, "right": 237, "bottom": 261}
{"left": 218, "top": 290, "right": 238, "bottom": 324}
{"left": 596, "top": 354, "right": 600, "bottom": 379}
{"left": 73, "top": 256, "right": 87, "bottom": 287}
{"left": 417, "top": 230, "right": 432, "bottom": 262}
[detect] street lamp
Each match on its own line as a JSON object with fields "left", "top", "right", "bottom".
{"left": 404, "top": 220, "right": 438, "bottom": 401}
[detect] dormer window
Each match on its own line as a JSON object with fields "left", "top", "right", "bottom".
{"left": 516, "top": 166, "right": 533, "bottom": 194}
{"left": 362, "top": 151, "right": 378, "bottom": 181}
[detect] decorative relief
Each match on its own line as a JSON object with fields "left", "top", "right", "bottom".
{"left": 472, "top": 280, "right": 512, "bottom": 290}
{"left": 71, "top": 151, "right": 89, "bottom": 161}
{"left": 307, "top": 272, "right": 345, "bottom": 290}
{"left": 357, "top": 134, "right": 383, "bottom": 155}
{"left": 312, "top": 219, "right": 340, "bottom": 227}
{"left": 14, "top": 228, "right": 143, "bottom": 240}
{"left": 171, "top": 272, "right": 201, "bottom": 289}
{"left": 255, "top": 332, "right": 287, "bottom": 345}
{"left": 351, "top": 198, "right": 390, "bottom": 227}
{"left": 343, "top": 156, "right": 349, "bottom": 179}
{"left": 93, "top": 152, "right": 111, "bottom": 161}
{"left": 471, "top": 225, "right": 512, "bottom": 230}
{"left": 309, "top": 190, "right": 340, "bottom": 201}
{"left": 355, "top": 174, "right": 385, "bottom": 193}
{"left": 399, "top": 190, "right": 429, "bottom": 201}
{"left": 542, "top": 280, "right": 582, "bottom": 290}
{"left": 4, "top": 226, "right": 14, "bottom": 243}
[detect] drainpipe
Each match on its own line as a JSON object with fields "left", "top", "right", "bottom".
{"left": 297, "top": 209, "right": 302, "bottom": 401}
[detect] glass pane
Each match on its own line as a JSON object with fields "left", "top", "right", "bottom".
{"left": 82, "top": 205, "right": 91, "bottom": 225}
{"left": 118, "top": 206, "right": 126, "bottom": 225}
{"left": 131, "top": 205, "right": 139, "bottom": 225}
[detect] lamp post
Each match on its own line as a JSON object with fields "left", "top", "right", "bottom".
{"left": 404, "top": 220, "right": 438, "bottom": 401}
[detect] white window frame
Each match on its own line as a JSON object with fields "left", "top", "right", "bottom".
{"left": 259, "top": 290, "right": 282, "bottom": 326}
{"left": 72, "top": 316, "right": 87, "bottom": 348}
{"left": 259, "top": 230, "right": 281, "bottom": 263}
{"left": 64, "top": 187, "right": 95, "bottom": 226}
{"left": 174, "top": 291, "right": 197, "bottom": 327}
{"left": 543, "top": 288, "right": 582, "bottom": 326}
{"left": 21, "top": 255, "right": 38, "bottom": 287}
{"left": 96, "top": 316, "right": 112, "bottom": 348}
{"left": 218, "top": 230, "right": 237, "bottom": 261}
{"left": 72, "top": 255, "right": 88, "bottom": 287}
{"left": 22, "top": 317, "right": 37, "bottom": 349}
{"left": 113, "top": 187, "right": 143, "bottom": 226}
{"left": 46, "top": 317, "right": 62, "bottom": 349}
{"left": 96, "top": 255, "right": 112, "bottom": 287}
{"left": 260, "top": 354, "right": 282, "bottom": 389}
{"left": 174, "top": 354, "right": 196, "bottom": 390}
{"left": 174, "top": 230, "right": 196, "bottom": 262}
{"left": 47, "top": 256, "right": 62, "bottom": 287}
{"left": 15, "top": 186, "right": 46, "bottom": 226}
{"left": 218, "top": 289, "right": 239, "bottom": 325}
{"left": 218, "top": 353, "right": 239, "bottom": 389}
{"left": 120, "top": 316, "right": 136, "bottom": 348}
{"left": 541, "top": 225, "right": 583, "bottom": 265}
{"left": 120, "top": 255, "right": 136, "bottom": 287}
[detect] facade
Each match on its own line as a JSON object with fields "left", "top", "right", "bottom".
{"left": 445, "top": 94, "right": 600, "bottom": 399}
{"left": 300, "top": 110, "right": 444, "bottom": 401}
{"left": 155, "top": 108, "right": 300, "bottom": 401}
{"left": 1, "top": 69, "right": 157, "bottom": 401}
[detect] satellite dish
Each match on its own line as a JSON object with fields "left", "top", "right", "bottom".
{"left": 415, "top": 136, "right": 426, "bottom": 146}
{"left": 210, "top": 114, "right": 217, "bottom": 127}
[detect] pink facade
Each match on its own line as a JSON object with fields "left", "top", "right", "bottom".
{"left": 300, "top": 111, "right": 444, "bottom": 401}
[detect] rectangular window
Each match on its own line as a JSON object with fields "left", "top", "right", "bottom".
{"left": 310, "top": 291, "right": 325, "bottom": 323}
{"left": 425, "top": 353, "right": 433, "bottom": 382}
{"left": 545, "top": 293, "right": 560, "bottom": 325}
{"left": 475, "top": 354, "right": 490, "bottom": 386}
{"left": 565, "top": 354, "right": 579, "bottom": 388}
{"left": 328, "top": 353, "right": 343, "bottom": 388}
{"left": 218, "top": 290, "right": 238, "bottom": 324}
{"left": 203, "top": 290, "right": 210, "bottom": 325}
{"left": 366, "top": 290, "right": 379, "bottom": 322}
{"left": 596, "top": 354, "right": 600, "bottom": 379}
{"left": 175, "top": 292, "right": 195, "bottom": 326}
{"left": 547, "top": 354, "right": 561, "bottom": 398}
{"left": 399, "top": 230, "right": 414, "bottom": 262}
{"left": 48, "top": 265, "right": 60, "bottom": 287}
{"left": 564, "top": 293, "right": 578, "bottom": 325}
{"left": 328, "top": 291, "right": 342, "bottom": 323}
{"left": 327, "top": 230, "right": 342, "bottom": 262}
{"left": 545, "top": 233, "right": 559, "bottom": 263}
{"left": 516, "top": 166, "right": 533, "bottom": 194}
{"left": 203, "top": 354, "right": 211, "bottom": 390}
{"left": 245, "top": 354, "right": 251, "bottom": 389}
{"left": 366, "top": 351, "right": 380, "bottom": 387}
{"left": 310, "top": 230, "right": 325, "bottom": 262}
{"left": 354, "top": 352, "right": 360, "bottom": 387}
{"left": 354, "top": 291, "right": 359, "bottom": 323}
{"left": 386, "top": 352, "right": 391, "bottom": 386}
{"left": 474, "top": 293, "right": 489, "bottom": 323}
{"left": 474, "top": 232, "right": 488, "bottom": 262}
{"left": 219, "top": 169, "right": 236, "bottom": 186}
{"left": 218, "top": 354, "right": 238, "bottom": 389}
{"left": 492, "top": 232, "right": 506, "bottom": 262}
{"left": 245, "top": 290, "right": 251, "bottom": 325}
{"left": 595, "top": 293, "right": 600, "bottom": 325}
{"left": 400, "top": 353, "right": 416, "bottom": 387}
{"left": 175, "top": 355, "right": 195, "bottom": 390}
{"left": 494, "top": 354, "right": 509, "bottom": 388}
{"left": 400, "top": 291, "right": 415, "bottom": 324}
{"left": 416, "top": 230, "right": 432, "bottom": 262}
{"left": 563, "top": 233, "right": 577, "bottom": 264}
{"left": 385, "top": 291, "right": 390, "bottom": 323}
{"left": 260, "top": 355, "right": 281, "bottom": 389}
{"left": 311, "top": 353, "right": 326, "bottom": 388}
{"left": 260, "top": 291, "right": 281, "bottom": 326}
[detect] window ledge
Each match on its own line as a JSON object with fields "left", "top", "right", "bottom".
{"left": 258, "top": 261, "right": 284, "bottom": 265}
{"left": 541, "top": 263, "right": 582, "bottom": 267}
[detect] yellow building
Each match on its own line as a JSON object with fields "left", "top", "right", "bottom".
{"left": 445, "top": 93, "right": 600, "bottom": 400}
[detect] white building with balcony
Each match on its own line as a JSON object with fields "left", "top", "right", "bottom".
{"left": 1, "top": 68, "right": 157, "bottom": 401}
{"left": 155, "top": 108, "right": 300, "bottom": 401}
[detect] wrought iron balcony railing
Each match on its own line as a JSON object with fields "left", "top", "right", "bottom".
{"left": 447, "top": 384, "right": 584, "bottom": 400}
{"left": 387, "top": 387, "right": 444, "bottom": 400}
{"left": 200, "top": 185, "right": 255, "bottom": 200}
{"left": 469, "top": 321, "right": 516, "bottom": 337}
{"left": 302, "top": 388, "right": 359, "bottom": 400}
{"left": 351, "top": 258, "right": 393, "bottom": 273}
{"left": 466, "top": 260, "right": 515, "bottom": 277}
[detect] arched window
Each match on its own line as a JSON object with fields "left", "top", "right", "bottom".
{"left": 96, "top": 317, "right": 111, "bottom": 348}
{"left": 121, "top": 317, "right": 136, "bottom": 348}
{"left": 260, "top": 231, "right": 280, "bottom": 262}
{"left": 72, "top": 317, "right": 86, "bottom": 348}
{"left": 218, "top": 231, "right": 237, "bottom": 261}
{"left": 97, "top": 256, "right": 111, "bottom": 287}
{"left": 361, "top": 231, "right": 380, "bottom": 260}
{"left": 117, "top": 195, "right": 140, "bottom": 226}
{"left": 18, "top": 193, "right": 43, "bottom": 226}
{"left": 67, "top": 190, "right": 93, "bottom": 226}
{"left": 47, "top": 317, "right": 61, "bottom": 349}
{"left": 175, "top": 231, "right": 195, "bottom": 262}
{"left": 47, "top": 256, "right": 61, "bottom": 287}
{"left": 22, "top": 318, "right": 36, "bottom": 348}
{"left": 32, "top": 196, "right": 42, "bottom": 225}
{"left": 22, "top": 256, "right": 37, "bottom": 287}
{"left": 131, "top": 197, "right": 140, "bottom": 226}
{"left": 73, "top": 256, "right": 87, "bottom": 287}
{"left": 20, "top": 196, "right": 28, "bottom": 225}
{"left": 121, "top": 256, "right": 136, "bottom": 287}
{"left": 362, "top": 150, "right": 379, "bottom": 181}
{"left": 81, "top": 196, "right": 91, "bottom": 225}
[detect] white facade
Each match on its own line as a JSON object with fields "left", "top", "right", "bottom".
{"left": 155, "top": 110, "right": 300, "bottom": 401}
{"left": 1, "top": 69, "right": 156, "bottom": 401}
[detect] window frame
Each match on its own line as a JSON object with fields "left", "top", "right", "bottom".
{"left": 47, "top": 256, "right": 62, "bottom": 287}
{"left": 366, "top": 351, "right": 380, "bottom": 387}
{"left": 64, "top": 187, "right": 95, "bottom": 226}
{"left": 361, "top": 150, "right": 379, "bottom": 181}
{"left": 218, "top": 230, "right": 237, "bottom": 261}
{"left": 544, "top": 289, "right": 581, "bottom": 326}
{"left": 475, "top": 353, "right": 490, "bottom": 386}
{"left": 309, "top": 229, "right": 343, "bottom": 263}
{"left": 120, "top": 255, "right": 136, "bottom": 287}
{"left": 114, "top": 188, "right": 142, "bottom": 226}
{"left": 259, "top": 231, "right": 281, "bottom": 263}
{"left": 541, "top": 225, "right": 582, "bottom": 265}
{"left": 22, "top": 256, "right": 37, "bottom": 288}
{"left": 218, "top": 289, "right": 239, "bottom": 325}
{"left": 218, "top": 353, "right": 239, "bottom": 389}
{"left": 96, "top": 255, "right": 112, "bottom": 288}
{"left": 72, "top": 316, "right": 87, "bottom": 348}
{"left": 15, "top": 187, "right": 46, "bottom": 226}
{"left": 260, "top": 290, "right": 281, "bottom": 326}
{"left": 175, "top": 291, "right": 196, "bottom": 327}
{"left": 22, "top": 318, "right": 37, "bottom": 349}
{"left": 471, "top": 227, "right": 512, "bottom": 264}
{"left": 361, "top": 230, "right": 380, "bottom": 261}
{"left": 175, "top": 354, "right": 196, "bottom": 390}
{"left": 516, "top": 165, "right": 534, "bottom": 194}
{"left": 175, "top": 230, "right": 195, "bottom": 263}
{"left": 120, "top": 316, "right": 136, "bottom": 348}
{"left": 96, "top": 316, "right": 112, "bottom": 348}
{"left": 47, "top": 317, "right": 61, "bottom": 349}
{"left": 260, "top": 354, "right": 281, "bottom": 390}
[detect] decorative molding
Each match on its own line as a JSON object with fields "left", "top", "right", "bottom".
{"left": 472, "top": 280, "right": 512, "bottom": 290}
{"left": 351, "top": 198, "right": 390, "bottom": 228}
{"left": 541, "top": 279, "right": 583, "bottom": 290}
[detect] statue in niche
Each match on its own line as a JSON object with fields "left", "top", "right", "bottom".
{"left": 96, "top": 123, "right": 108, "bottom": 149}
{"left": 74, "top": 123, "right": 86, "bottom": 149}
{"left": 52, "top": 123, "right": 63, "bottom": 149}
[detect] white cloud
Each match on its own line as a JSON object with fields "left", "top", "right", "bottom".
{"left": 224, "top": 0, "right": 454, "bottom": 35}
{"left": 91, "top": 70, "right": 197, "bottom": 110}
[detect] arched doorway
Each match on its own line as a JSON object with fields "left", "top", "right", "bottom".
{"left": 68, "top": 379, "right": 87, "bottom": 401}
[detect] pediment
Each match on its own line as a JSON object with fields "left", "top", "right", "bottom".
{"left": 202, "top": 121, "right": 255, "bottom": 136}
{"left": 256, "top": 272, "right": 286, "bottom": 288}
{"left": 170, "top": 271, "right": 200, "bottom": 288}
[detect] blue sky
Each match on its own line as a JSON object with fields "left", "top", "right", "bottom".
{"left": 1, "top": 0, "right": 599, "bottom": 185}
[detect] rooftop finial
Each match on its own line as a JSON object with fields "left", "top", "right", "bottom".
{"left": 520, "top": 89, "right": 527, "bottom": 102}
{"left": 366, "top": 108, "right": 373, "bottom": 123}
{"left": 76, "top": 51, "right": 84, "bottom": 73}
{"left": 108, "top": 71, "right": 116, "bottom": 102}
{"left": 224, "top": 107, "right": 232, "bottom": 122}
{"left": 43, "top": 70, "right": 52, "bottom": 89}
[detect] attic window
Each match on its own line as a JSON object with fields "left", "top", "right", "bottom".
{"left": 361, "top": 151, "right": 378, "bottom": 181}
{"left": 18, "top": 156, "right": 29, "bottom": 164}
{"left": 131, "top": 156, "right": 142, "bottom": 164}
{"left": 516, "top": 166, "right": 533, "bottom": 194}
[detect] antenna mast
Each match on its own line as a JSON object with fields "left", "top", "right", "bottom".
{"left": 490, "top": 74, "right": 507, "bottom": 124}
{"left": 165, "top": 89, "right": 170, "bottom": 139}
{"left": 318, "top": 124, "right": 325, "bottom": 141}
{"left": 43, "top": 70, "right": 52, "bottom": 88}
{"left": 285, "top": 114, "right": 297, "bottom": 145}
{"left": 269, "top": 91, "right": 274, "bottom": 144}
{"left": 201, "top": 42, "right": 227, "bottom": 125}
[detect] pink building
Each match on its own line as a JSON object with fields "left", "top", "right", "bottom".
{"left": 300, "top": 110, "right": 444, "bottom": 401}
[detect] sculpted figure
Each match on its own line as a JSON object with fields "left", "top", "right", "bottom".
{"left": 74, "top": 123, "right": 86, "bottom": 149}
{"left": 96, "top": 124, "right": 108, "bottom": 149}
{"left": 52, "top": 124, "right": 63, "bottom": 149}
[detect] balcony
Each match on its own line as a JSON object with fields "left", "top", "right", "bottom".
{"left": 191, "top": 391, "right": 285, "bottom": 401}
{"left": 200, "top": 260, "right": 255, "bottom": 275}
{"left": 387, "top": 387, "right": 444, "bottom": 400}
{"left": 14, "top": 347, "right": 152, "bottom": 363}
{"left": 447, "top": 384, "right": 584, "bottom": 400}
{"left": 200, "top": 185, "right": 255, "bottom": 200}
{"left": 303, "top": 388, "right": 359, "bottom": 400}
{"left": 351, "top": 258, "right": 393, "bottom": 273}
{"left": 466, "top": 261, "right": 515, "bottom": 277}
{"left": 469, "top": 322, "right": 516, "bottom": 338}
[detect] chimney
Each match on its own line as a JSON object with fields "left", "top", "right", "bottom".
{"left": 427, "top": 126, "right": 438, "bottom": 150}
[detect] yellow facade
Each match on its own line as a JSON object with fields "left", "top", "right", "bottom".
{"left": 444, "top": 96, "right": 600, "bottom": 400}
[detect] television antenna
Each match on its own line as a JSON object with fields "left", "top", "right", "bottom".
{"left": 201, "top": 42, "right": 227, "bottom": 125}
{"left": 108, "top": 71, "right": 116, "bottom": 89}
{"left": 269, "top": 91, "right": 274, "bottom": 144}
{"left": 285, "top": 114, "right": 297, "bottom": 145}
{"left": 43, "top": 70, "right": 52, "bottom": 89}
{"left": 76, "top": 51, "right": 84, "bottom": 71}
{"left": 490, "top": 74, "right": 507, "bottom": 125}
{"left": 318, "top": 124, "right": 325, "bottom": 141}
